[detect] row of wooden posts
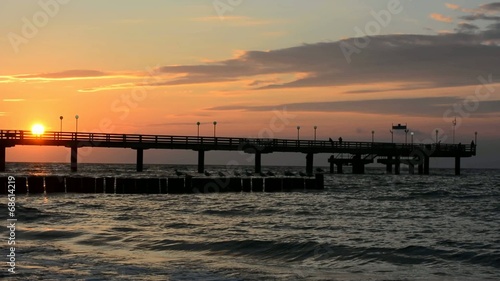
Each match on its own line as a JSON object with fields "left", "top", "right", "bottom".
{"left": 0, "top": 174, "right": 324, "bottom": 194}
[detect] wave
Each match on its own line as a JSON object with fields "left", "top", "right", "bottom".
{"left": 128, "top": 238, "right": 500, "bottom": 269}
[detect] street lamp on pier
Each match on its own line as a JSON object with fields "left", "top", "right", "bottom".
{"left": 59, "top": 116, "right": 63, "bottom": 132}
{"left": 314, "top": 126, "right": 317, "bottom": 141}
{"left": 75, "top": 115, "right": 79, "bottom": 133}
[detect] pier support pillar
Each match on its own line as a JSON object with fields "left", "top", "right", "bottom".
{"left": 255, "top": 151, "right": 262, "bottom": 174}
{"left": 409, "top": 163, "right": 415, "bottom": 175}
{"left": 455, "top": 156, "right": 461, "bottom": 176}
{"left": 386, "top": 156, "right": 392, "bottom": 174}
{"left": 306, "top": 153, "right": 314, "bottom": 176}
{"left": 136, "top": 148, "right": 144, "bottom": 172}
{"left": 197, "top": 150, "right": 205, "bottom": 174}
{"left": 395, "top": 156, "right": 400, "bottom": 175}
{"left": 337, "top": 163, "right": 343, "bottom": 174}
{"left": 329, "top": 157, "right": 334, "bottom": 174}
{"left": 424, "top": 156, "right": 430, "bottom": 175}
{"left": 418, "top": 162, "right": 424, "bottom": 175}
{"left": 353, "top": 154, "right": 364, "bottom": 174}
{"left": 0, "top": 146, "right": 5, "bottom": 172}
{"left": 71, "top": 146, "right": 78, "bottom": 172}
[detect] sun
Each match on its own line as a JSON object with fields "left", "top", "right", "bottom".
{"left": 31, "top": 124, "right": 45, "bottom": 136}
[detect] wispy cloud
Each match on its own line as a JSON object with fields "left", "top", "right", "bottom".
{"left": 430, "top": 13, "right": 453, "bottom": 23}
{"left": 191, "top": 16, "right": 278, "bottom": 26}
{"left": 207, "top": 97, "right": 500, "bottom": 118}
{"left": 0, "top": 70, "right": 139, "bottom": 83}
{"left": 445, "top": 3, "right": 461, "bottom": 11}
{"left": 2, "top": 99, "right": 25, "bottom": 102}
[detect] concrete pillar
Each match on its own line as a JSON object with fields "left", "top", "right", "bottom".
{"left": 136, "top": 148, "right": 144, "bottom": 172}
{"left": 306, "top": 153, "right": 314, "bottom": 176}
{"left": 395, "top": 156, "right": 400, "bottom": 175}
{"left": 71, "top": 146, "right": 78, "bottom": 172}
{"left": 455, "top": 156, "right": 461, "bottom": 176}
{"left": 386, "top": 156, "right": 392, "bottom": 174}
{"left": 0, "top": 146, "right": 5, "bottom": 172}
{"left": 329, "top": 156, "right": 334, "bottom": 174}
{"left": 424, "top": 156, "right": 430, "bottom": 175}
{"left": 255, "top": 151, "right": 262, "bottom": 174}
{"left": 418, "top": 163, "right": 424, "bottom": 175}
{"left": 197, "top": 150, "right": 205, "bottom": 173}
{"left": 353, "top": 154, "right": 364, "bottom": 174}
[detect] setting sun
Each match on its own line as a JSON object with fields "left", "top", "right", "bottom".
{"left": 31, "top": 124, "right": 45, "bottom": 136}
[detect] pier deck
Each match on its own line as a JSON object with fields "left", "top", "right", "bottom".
{"left": 0, "top": 130, "right": 476, "bottom": 175}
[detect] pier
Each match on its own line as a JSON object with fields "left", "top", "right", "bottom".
{"left": 0, "top": 130, "right": 476, "bottom": 175}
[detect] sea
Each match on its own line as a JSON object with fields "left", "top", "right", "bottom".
{"left": 1, "top": 163, "right": 499, "bottom": 281}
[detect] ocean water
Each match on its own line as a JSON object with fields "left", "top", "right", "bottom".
{"left": 1, "top": 163, "right": 499, "bottom": 280}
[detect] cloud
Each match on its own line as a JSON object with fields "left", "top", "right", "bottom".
{"left": 207, "top": 97, "right": 500, "bottom": 118}
{"left": 445, "top": 3, "right": 461, "bottom": 10}
{"left": 1, "top": 69, "right": 139, "bottom": 83}
{"left": 455, "top": 22, "right": 480, "bottom": 34}
{"left": 191, "top": 16, "right": 278, "bottom": 26}
{"left": 4, "top": 2, "right": 500, "bottom": 96}
{"left": 430, "top": 13, "right": 453, "bottom": 23}
{"left": 480, "top": 2, "right": 500, "bottom": 11}
{"left": 2, "top": 99, "right": 25, "bottom": 102}
{"left": 155, "top": 28, "right": 500, "bottom": 92}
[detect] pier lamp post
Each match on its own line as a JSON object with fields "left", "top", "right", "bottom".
{"left": 452, "top": 117, "right": 457, "bottom": 144}
{"left": 197, "top": 122, "right": 200, "bottom": 138}
{"left": 314, "top": 126, "right": 317, "bottom": 141}
{"left": 411, "top": 132, "right": 414, "bottom": 146}
{"left": 371, "top": 130, "right": 374, "bottom": 143}
{"left": 297, "top": 126, "right": 300, "bottom": 140}
{"left": 75, "top": 115, "right": 79, "bottom": 133}
{"left": 404, "top": 129, "right": 409, "bottom": 145}
{"left": 213, "top": 121, "right": 217, "bottom": 138}
{"left": 435, "top": 129, "right": 439, "bottom": 144}
{"left": 59, "top": 116, "right": 63, "bottom": 132}
{"left": 390, "top": 130, "right": 393, "bottom": 143}
{"left": 475, "top": 131, "right": 477, "bottom": 145}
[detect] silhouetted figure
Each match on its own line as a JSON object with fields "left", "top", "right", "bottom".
{"left": 471, "top": 140, "right": 475, "bottom": 147}
{"left": 338, "top": 137, "right": 343, "bottom": 144}
{"left": 329, "top": 137, "right": 334, "bottom": 147}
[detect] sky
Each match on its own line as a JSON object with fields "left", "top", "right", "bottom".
{"left": 1, "top": 0, "right": 499, "bottom": 168}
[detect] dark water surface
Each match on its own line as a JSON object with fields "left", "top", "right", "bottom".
{"left": 1, "top": 163, "right": 499, "bottom": 280}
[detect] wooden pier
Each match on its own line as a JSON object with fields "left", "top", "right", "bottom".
{"left": 0, "top": 130, "right": 476, "bottom": 175}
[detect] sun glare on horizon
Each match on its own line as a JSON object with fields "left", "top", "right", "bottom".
{"left": 31, "top": 124, "right": 45, "bottom": 135}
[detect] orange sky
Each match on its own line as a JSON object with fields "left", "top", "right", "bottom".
{"left": 1, "top": 1, "right": 499, "bottom": 167}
